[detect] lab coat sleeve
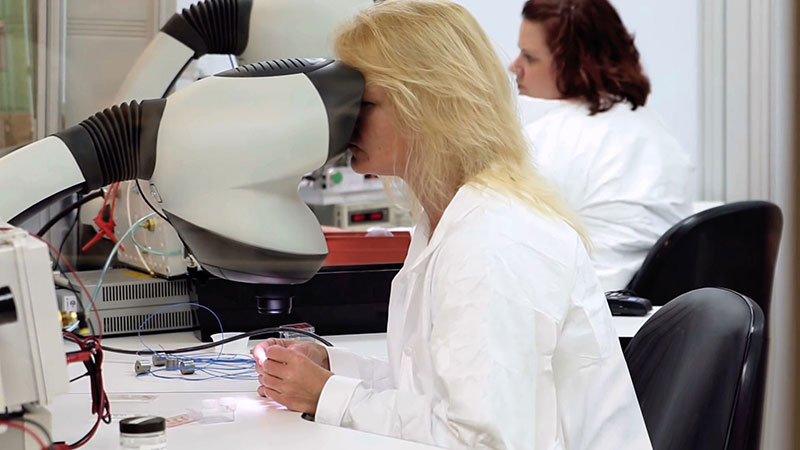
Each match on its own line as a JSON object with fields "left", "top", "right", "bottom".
{"left": 325, "top": 346, "right": 393, "bottom": 390}
{"left": 316, "top": 232, "right": 560, "bottom": 449}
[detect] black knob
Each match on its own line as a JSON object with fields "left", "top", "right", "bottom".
{"left": 0, "top": 286, "right": 17, "bottom": 325}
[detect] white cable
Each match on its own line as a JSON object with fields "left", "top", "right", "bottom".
{"left": 126, "top": 181, "right": 154, "bottom": 275}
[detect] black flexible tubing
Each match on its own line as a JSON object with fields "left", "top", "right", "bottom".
{"left": 36, "top": 191, "right": 104, "bottom": 236}
{"left": 100, "top": 326, "right": 333, "bottom": 355}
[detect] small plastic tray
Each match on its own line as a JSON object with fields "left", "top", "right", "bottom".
{"left": 323, "top": 230, "right": 410, "bottom": 266}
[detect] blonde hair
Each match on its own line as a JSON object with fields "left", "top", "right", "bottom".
{"left": 334, "top": 0, "right": 588, "bottom": 246}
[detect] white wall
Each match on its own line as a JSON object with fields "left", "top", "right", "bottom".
{"left": 456, "top": 0, "right": 700, "bottom": 178}
{"left": 63, "top": 0, "right": 162, "bottom": 126}
{"left": 612, "top": 0, "right": 699, "bottom": 180}
{"left": 763, "top": 0, "right": 796, "bottom": 447}
{"left": 454, "top": 0, "right": 522, "bottom": 64}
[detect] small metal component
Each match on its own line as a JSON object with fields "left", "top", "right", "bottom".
{"left": 185, "top": 254, "right": 199, "bottom": 268}
{"left": 134, "top": 360, "right": 151, "bottom": 375}
{"left": 152, "top": 354, "right": 167, "bottom": 367}
{"left": 165, "top": 357, "right": 179, "bottom": 369}
{"left": 141, "top": 218, "right": 157, "bottom": 232}
{"left": 149, "top": 183, "right": 163, "bottom": 203}
{"left": 60, "top": 310, "right": 79, "bottom": 328}
{"left": 179, "top": 362, "right": 195, "bottom": 375}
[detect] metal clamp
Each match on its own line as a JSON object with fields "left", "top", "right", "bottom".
{"left": 179, "top": 361, "right": 196, "bottom": 375}
{"left": 134, "top": 360, "right": 152, "bottom": 375}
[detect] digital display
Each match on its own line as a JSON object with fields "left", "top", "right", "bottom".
{"left": 350, "top": 209, "right": 387, "bottom": 224}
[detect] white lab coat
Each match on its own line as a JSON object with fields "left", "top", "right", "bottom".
{"left": 521, "top": 97, "right": 695, "bottom": 291}
{"left": 315, "top": 183, "right": 652, "bottom": 450}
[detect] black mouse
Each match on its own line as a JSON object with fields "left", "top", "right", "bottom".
{"left": 605, "top": 291, "right": 653, "bottom": 316}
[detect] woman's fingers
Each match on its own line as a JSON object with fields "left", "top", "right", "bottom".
{"left": 259, "top": 372, "right": 281, "bottom": 388}
{"left": 263, "top": 358, "right": 290, "bottom": 380}
{"left": 253, "top": 338, "right": 295, "bottom": 369}
{"left": 257, "top": 385, "right": 272, "bottom": 399}
{"left": 253, "top": 345, "right": 267, "bottom": 370}
{"left": 265, "top": 344, "right": 299, "bottom": 364}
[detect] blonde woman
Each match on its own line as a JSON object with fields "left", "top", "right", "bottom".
{"left": 253, "top": 1, "right": 651, "bottom": 448}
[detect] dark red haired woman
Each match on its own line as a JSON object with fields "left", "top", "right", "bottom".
{"left": 510, "top": 0, "right": 695, "bottom": 292}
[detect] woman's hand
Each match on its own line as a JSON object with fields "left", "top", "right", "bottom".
{"left": 255, "top": 345, "right": 333, "bottom": 414}
{"left": 252, "top": 338, "right": 330, "bottom": 370}
{"left": 252, "top": 339, "right": 333, "bottom": 414}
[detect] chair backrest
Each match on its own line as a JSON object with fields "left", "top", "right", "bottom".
{"left": 625, "top": 288, "right": 765, "bottom": 450}
{"left": 626, "top": 201, "right": 782, "bottom": 312}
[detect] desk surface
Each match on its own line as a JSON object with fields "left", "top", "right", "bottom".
{"left": 54, "top": 332, "right": 437, "bottom": 450}
{"left": 51, "top": 309, "right": 657, "bottom": 449}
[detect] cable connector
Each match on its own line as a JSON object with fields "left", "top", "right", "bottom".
{"left": 66, "top": 351, "right": 92, "bottom": 364}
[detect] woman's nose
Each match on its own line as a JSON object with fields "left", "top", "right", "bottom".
{"left": 508, "top": 57, "right": 520, "bottom": 76}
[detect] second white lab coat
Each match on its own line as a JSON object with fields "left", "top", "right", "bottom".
{"left": 521, "top": 97, "right": 695, "bottom": 291}
{"left": 315, "top": 183, "right": 652, "bottom": 450}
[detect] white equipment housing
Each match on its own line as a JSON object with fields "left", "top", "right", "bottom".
{"left": 0, "top": 226, "right": 68, "bottom": 409}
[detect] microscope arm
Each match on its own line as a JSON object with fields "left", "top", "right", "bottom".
{"left": 113, "top": 32, "right": 196, "bottom": 103}
{"left": 0, "top": 137, "right": 86, "bottom": 223}
{"left": 0, "top": 100, "right": 166, "bottom": 225}
{"left": 114, "top": 0, "right": 371, "bottom": 103}
{"left": 0, "top": 59, "right": 363, "bottom": 285}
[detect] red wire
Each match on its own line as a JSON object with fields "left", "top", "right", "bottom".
{"left": 69, "top": 414, "right": 102, "bottom": 449}
{"left": 10, "top": 203, "right": 115, "bottom": 449}
{"left": 108, "top": 183, "right": 119, "bottom": 221}
{"left": 62, "top": 332, "right": 110, "bottom": 449}
{"left": 30, "top": 234, "right": 104, "bottom": 339}
{"left": 0, "top": 420, "right": 48, "bottom": 449}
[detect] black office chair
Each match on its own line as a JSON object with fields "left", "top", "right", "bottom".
{"left": 626, "top": 201, "right": 782, "bottom": 313}
{"left": 625, "top": 288, "right": 765, "bottom": 450}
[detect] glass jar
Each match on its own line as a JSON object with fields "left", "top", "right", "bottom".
{"left": 119, "top": 416, "right": 167, "bottom": 450}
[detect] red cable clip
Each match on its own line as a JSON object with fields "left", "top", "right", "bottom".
{"left": 66, "top": 351, "right": 92, "bottom": 364}
{"left": 81, "top": 183, "right": 125, "bottom": 252}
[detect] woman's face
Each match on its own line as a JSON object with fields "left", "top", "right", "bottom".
{"left": 509, "top": 20, "right": 561, "bottom": 99}
{"left": 348, "top": 85, "right": 409, "bottom": 177}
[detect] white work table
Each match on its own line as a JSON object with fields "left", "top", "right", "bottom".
{"left": 50, "top": 309, "right": 657, "bottom": 449}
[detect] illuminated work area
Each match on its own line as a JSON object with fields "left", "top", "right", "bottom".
{"left": 0, "top": 0, "right": 798, "bottom": 449}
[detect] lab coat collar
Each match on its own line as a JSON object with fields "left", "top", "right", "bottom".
{"left": 404, "top": 184, "right": 483, "bottom": 272}
{"left": 519, "top": 96, "right": 586, "bottom": 123}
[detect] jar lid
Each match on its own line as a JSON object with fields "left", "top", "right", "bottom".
{"left": 120, "top": 416, "right": 166, "bottom": 434}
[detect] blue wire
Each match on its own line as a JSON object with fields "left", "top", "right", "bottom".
{"left": 185, "top": 353, "right": 254, "bottom": 364}
{"left": 147, "top": 367, "right": 257, "bottom": 381}
{"left": 86, "top": 212, "right": 259, "bottom": 383}
{"left": 142, "top": 359, "right": 257, "bottom": 381}
{"left": 197, "top": 366, "right": 257, "bottom": 379}
{"left": 135, "top": 304, "right": 259, "bottom": 381}
{"left": 137, "top": 302, "right": 225, "bottom": 368}
{"left": 96, "top": 220, "right": 260, "bottom": 382}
